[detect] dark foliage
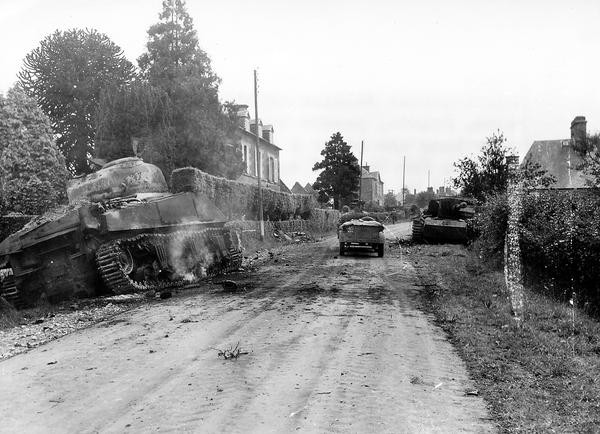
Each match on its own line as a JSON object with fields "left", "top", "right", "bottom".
{"left": 131, "top": 0, "right": 243, "bottom": 179}
{"left": 0, "top": 88, "right": 69, "bottom": 214}
{"left": 18, "top": 29, "right": 135, "bottom": 174}
{"left": 474, "top": 190, "right": 600, "bottom": 312}
{"left": 312, "top": 132, "right": 360, "bottom": 210}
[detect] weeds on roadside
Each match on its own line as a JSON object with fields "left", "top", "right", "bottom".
{"left": 406, "top": 243, "right": 600, "bottom": 432}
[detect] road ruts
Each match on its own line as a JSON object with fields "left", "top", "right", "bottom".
{"left": 0, "top": 223, "right": 495, "bottom": 433}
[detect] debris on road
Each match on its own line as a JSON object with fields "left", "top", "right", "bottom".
{"left": 212, "top": 342, "right": 248, "bottom": 360}
{"left": 0, "top": 294, "right": 145, "bottom": 360}
{"left": 410, "top": 376, "right": 424, "bottom": 385}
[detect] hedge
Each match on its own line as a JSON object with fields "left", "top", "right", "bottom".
{"left": 0, "top": 214, "right": 36, "bottom": 242}
{"left": 172, "top": 167, "right": 317, "bottom": 221}
{"left": 474, "top": 189, "right": 600, "bottom": 311}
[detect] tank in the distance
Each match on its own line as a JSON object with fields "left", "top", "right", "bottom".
{"left": 411, "top": 197, "right": 476, "bottom": 244}
{"left": 0, "top": 157, "right": 242, "bottom": 307}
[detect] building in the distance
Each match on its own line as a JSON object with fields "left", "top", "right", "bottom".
{"left": 279, "top": 180, "right": 292, "bottom": 194}
{"left": 522, "top": 116, "right": 591, "bottom": 189}
{"left": 291, "top": 182, "right": 307, "bottom": 195}
{"left": 437, "top": 186, "right": 457, "bottom": 197}
{"left": 234, "top": 105, "right": 281, "bottom": 191}
{"left": 360, "top": 165, "right": 384, "bottom": 205}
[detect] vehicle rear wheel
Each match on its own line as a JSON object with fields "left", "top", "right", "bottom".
{"left": 377, "top": 244, "right": 384, "bottom": 257}
{"left": 339, "top": 242, "right": 345, "bottom": 256}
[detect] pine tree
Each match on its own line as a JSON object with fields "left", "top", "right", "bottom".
{"left": 19, "top": 29, "right": 135, "bottom": 174}
{"left": 313, "top": 132, "right": 361, "bottom": 210}
{"left": 0, "top": 88, "right": 69, "bottom": 214}
{"left": 133, "top": 0, "right": 243, "bottom": 179}
{"left": 138, "top": 0, "right": 218, "bottom": 92}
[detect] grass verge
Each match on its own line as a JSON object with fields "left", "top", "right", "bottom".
{"left": 403, "top": 243, "right": 600, "bottom": 433}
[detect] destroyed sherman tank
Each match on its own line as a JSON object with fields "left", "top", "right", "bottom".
{"left": 0, "top": 157, "right": 242, "bottom": 307}
{"left": 411, "top": 197, "right": 476, "bottom": 244}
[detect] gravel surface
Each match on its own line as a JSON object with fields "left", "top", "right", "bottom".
{"left": 0, "top": 223, "right": 495, "bottom": 433}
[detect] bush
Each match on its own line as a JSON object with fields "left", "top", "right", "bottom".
{"left": 0, "top": 214, "right": 36, "bottom": 241}
{"left": 474, "top": 189, "right": 600, "bottom": 310}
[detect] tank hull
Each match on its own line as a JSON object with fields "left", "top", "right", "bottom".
{"left": 0, "top": 189, "right": 241, "bottom": 307}
{"left": 422, "top": 218, "right": 469, "bottom": 244}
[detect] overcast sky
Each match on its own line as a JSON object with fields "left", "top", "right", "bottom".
{"left": 1, "top": 0, "right": 600, "bottom": 193}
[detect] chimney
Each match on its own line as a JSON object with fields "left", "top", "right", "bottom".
{"left": 234, "top": 104, "right": 250, "bottom": 130}
{"left": 250, "top": 118, "right": 262, "bottom": 136}
{"left": 262, "top": 125, "right": 274, "bottom": 143}
{"left": 362, "top": 165, "right": 370, "bottom": 172}
{"left": 570, "top": 116, "right": 587, "bottom": 144}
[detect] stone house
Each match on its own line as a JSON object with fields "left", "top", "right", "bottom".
{"left": 234, "top": 105, "right": 281, "bottom": 191}
{"left": 360, "top": 165, "right": 384, "bottom": 205}
{"left": 522, "top": 116, "right": 592, "bottom": 189}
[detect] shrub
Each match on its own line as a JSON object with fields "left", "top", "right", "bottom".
{"left": 474, "top": 189, "right": 600, "bottom": 310}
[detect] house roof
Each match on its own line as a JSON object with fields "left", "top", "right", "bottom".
{"left": 522, "top": 139, "right": 590, "bottom": 189}
{"left": 279, "top": 179, "right": 292, "bottom": 194}
{"left": 291, "top": 182, "right": 307, "bottom": 194}
{"left": 239, "top": 127, "right": 281, "bottom": 150}
{"left": 304, "top": 183, "right": 315, "bottom": 193}
{"left": 361, "top": 168, "right": 383, "bottom": 183}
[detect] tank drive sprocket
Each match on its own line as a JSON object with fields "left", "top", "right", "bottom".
{"left": 96, "top": 228, "right": 242, "bottom": 294}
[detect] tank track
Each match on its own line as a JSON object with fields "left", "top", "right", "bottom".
{"left": 411, "top": 217, "right": 424, "bottom": 242}
{"left": 0, "top": 275, "right": 21, "bottom": 308}
{"left": 96, "top": 228, "right": 242, "bottom": 294}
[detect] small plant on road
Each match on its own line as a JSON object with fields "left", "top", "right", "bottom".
{"left": 212, "top": 342, "right": 248, "bottom": 360}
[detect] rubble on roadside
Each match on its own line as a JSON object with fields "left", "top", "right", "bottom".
{"left": 0, "top": 294, "right": 144, "bottom": 360}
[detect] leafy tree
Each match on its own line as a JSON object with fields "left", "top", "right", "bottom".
{"left": 95, "top": 82, "right": 174, "bottom": 165}
{"left": 453, "top": 130, "right": 509, "bottom": 200}
{"left": 18, "top": 29, "right": 135, "bottom": 174}
{"left": 0, "top": 88, "right": 69, "bottom": 214}
{"left": 383, "top": 191, "right": 398, "bottom": 209}
{"left": 131, "top": 0, "right": 243, "bottom": 179}
{"left": 312, "top": 132, "right": 360, "bottom": 210}
{"left": 453, "top": 130, "right": 554, "bottom": 201}
{"left": 415, "top": 190, "right": 434, "bottom": 208}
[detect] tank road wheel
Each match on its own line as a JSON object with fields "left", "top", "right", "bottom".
{"left": 412, "top": 218, "right": 424, "bottom": 243}
{"left": 117, "top": 247, "right": 134, "bottom": 275}
{"left": 377, "top": 244, "right": 384, "bottom": 257}
{"left": 339, "top": 242, "right": 345, "bottom": 256}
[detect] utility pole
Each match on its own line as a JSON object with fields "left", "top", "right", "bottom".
{"left": 254, "top": 69, "right": 264, "bottom": 240}
{"left": 359, "top": 140, "right": 364, "bottom": 209}
{"left": 427, "top": 170, "right": 430, "bottom": 189}
{"left": 402, "top": 155, "right": 406, "bottom": 206}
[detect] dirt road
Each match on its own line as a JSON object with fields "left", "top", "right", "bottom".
{"left": 0, "top": 223, "right": 494, "bottom": 433}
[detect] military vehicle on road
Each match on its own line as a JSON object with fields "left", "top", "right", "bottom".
{"left": 411, "top": 197, "right": 476, "bottom": 244}
{"left": 338, "top": 216, "right": 386, "bottom": 257}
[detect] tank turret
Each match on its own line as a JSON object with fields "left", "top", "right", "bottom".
{"left": 67, "top": 157, "right": 168, "bottom": 203}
